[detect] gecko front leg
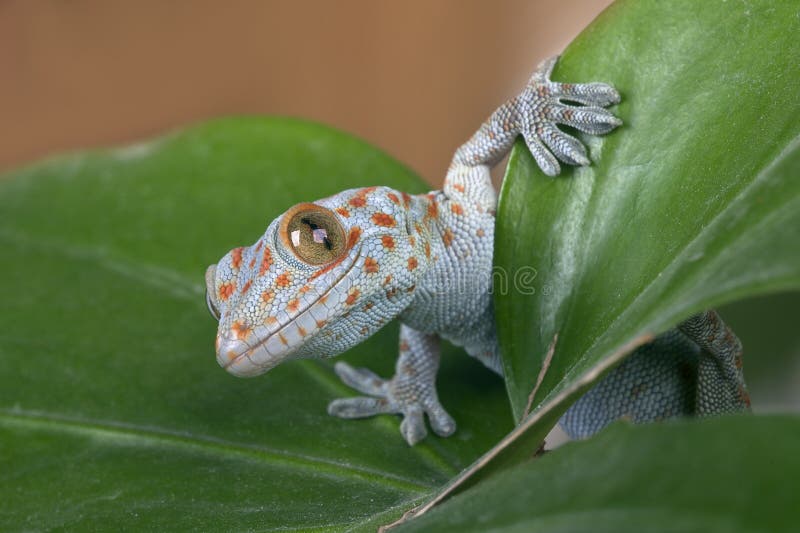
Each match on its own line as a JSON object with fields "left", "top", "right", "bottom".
{"left": 328, "top": 325, "right": 455, "bottom": 445}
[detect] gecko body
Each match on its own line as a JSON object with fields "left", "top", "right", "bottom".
{"left": 206, "top": 58, "right": 749, "bottom": 445}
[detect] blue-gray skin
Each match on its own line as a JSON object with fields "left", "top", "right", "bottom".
{"left": 206, "top": 57, "right": 750, "bottom": 445}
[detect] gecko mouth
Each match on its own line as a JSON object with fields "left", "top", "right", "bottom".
{"left": 220, "top": 246, "right": 362, "bottom": 376}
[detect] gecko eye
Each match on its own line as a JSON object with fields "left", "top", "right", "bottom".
{"left": 281, "top": 203, "right": 347, "bottom": 265}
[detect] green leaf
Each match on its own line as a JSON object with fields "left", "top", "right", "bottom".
{"left": 400, "top": 1, "right": 800, "bottom": 516}
{"left": 0, "top": 118, "right": 513, "bottom": 530}
{"left": 395, "top": 415, "right": 800, "bottom": 533}
{"left": 496, "top": 0, "right": 800, "bottom": 428}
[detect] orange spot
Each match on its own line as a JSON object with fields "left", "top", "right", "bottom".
{"left": 363, "top": 302, "right": 374, "bottom": 311}
{"left": 407, "top": 257, "right": 418, "bottom": 271}
{"left": 348, "top": 187, "right": 377, "bottom": 207}
{"left": 414, "top": 222, "right": 423, "bottom": 234}
{"left": 399, "top": 340, "right": 410, "bottom": 352}
{"left": 319, "top": 294, "right": 328, "bottom": 305}
{"left": 401, "top": 192, "right": 412, "bottom": 207}
{"left": 408, "top": 236, "right": 416, "bottom": 247}
{"left": 387, "top": 192, "right": 400, "bottom": 204}
{"left": 335, "top": 207, "right": 351, "bottom": 217}
{"left": 476, "top": 228, "right": 485, "bottom": 237}
{"left": 219, "top": 281, "right": 236, "bottom": 301}
{"left": 279, "top": 333, "right": 289, "bottom": 346}
{"left": 259, "top": 248, "right": 273, "bottom": 276}
{"left": 347, "top": 226, "right": 362, "bottom": 248}
{"left": 231, "top": 247, "right": 244, "bottom": 269}
{"left": 241, "top": 280, "right": 252, "bottom": 294}
{"left": 427, "top": 201, "right": 438, "bottom": 219}
{"left": 299, "top": 285, "right": 311, "bottom": 294}
{"left": 255, "top": 240, "right": 263, "bottom": 253}
{"left": 248, "top": 258, "right": 256, "bottom": 269}
{"left": 453, "top": 183, "right": 465, "bottom": 193}
{"left": 227, "top": 350, "right": 237, "bottom": 361}
{"left": 298, "top": 326, "right": 307, "bottom": 337}
{"left": 232, "top": 320, "right": 251, "bottom": 340}
{"left": 424, "top": 242, "right": 431, "bottom": 258}
{"left": 345, "top": 288, "right": 361, "bottom": 306}
{"left": 261, "top": 289, "right": 275, "bottom": 304}
{"left": 364, "top": 257, "right": 379, "bottom": 274}
{"left": 451, "top": 203, "right": 464, "bottom": 216}
{"left": 372, "top": 213, "right": 396, "bottom": 227}
{"left": 287, "top": 299, "right": 299, "bottom": 313}
{"left": 316, "top": 319, "right": 327, "bottom": 328}
{"left": 442, "top": 228, "right": 454, "bottom": 247}
{"left": 349, "top": 196, "right": 367, "bottom": 208}
{"left": 276, "top": 272, "right": 292, "bottom": 288}
{"left": 383, "top": 274, "right": 393, "bottom": 286}
{"left": 265, "top": 316, "right": 278, "bottom": 326}
{"left": 381, "top": 235, "right": 395, "bottom": 250}
{"left": 406, "top": 284, "right": 416, "bottom": 293}
{"left": 386, "top": 287, "right": 398, "bottom": 299}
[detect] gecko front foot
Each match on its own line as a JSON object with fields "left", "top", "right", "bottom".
{"left": 328, "top": 361, "right": 456, "bottom": 446}
{"left": 517, "top": 56, "right": 622, "bottom": 176}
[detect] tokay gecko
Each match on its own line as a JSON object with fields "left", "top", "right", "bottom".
{"left": 205, "top": 57, "right": 750, "bottom": 445}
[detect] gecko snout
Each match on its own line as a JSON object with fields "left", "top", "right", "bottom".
{"left": 216, "top": 332, "right": 262, "bottom": 378}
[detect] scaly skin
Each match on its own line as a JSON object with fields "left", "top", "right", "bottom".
{"left": 206, "top": 57, "right": 750, "bottom": 445}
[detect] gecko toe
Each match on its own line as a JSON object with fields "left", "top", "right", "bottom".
{"left": 426, "top": 403, "right": 456, "bottom": 437}
{"left": 333, "top": 361, "right": 386, "bottom": 396}
{"left": 399, "top": 406, "right": 427, "bottom": 446}
{"left": 328, "top": 396, "right": 393, "bottom": 418}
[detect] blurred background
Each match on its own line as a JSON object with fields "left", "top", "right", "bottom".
{"left": 0, "top": 0, "right": 613, "bottom": 184}
{"left": 1, "top": 0, "right": 796, "bottom": 410}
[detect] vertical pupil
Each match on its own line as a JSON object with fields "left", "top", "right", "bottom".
{"left": 301, "top": 217, "right": 333, "bottom": 250}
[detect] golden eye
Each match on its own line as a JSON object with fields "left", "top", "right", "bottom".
{"left": 281, "top": 203, "right": 347, "bottom": 265}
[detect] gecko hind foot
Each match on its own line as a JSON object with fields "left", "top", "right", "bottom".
{"left": 327, "top": 361, "right": 456, "bottom": 446}
{"left": 519, "top": 56, "right": 622, "bottom": 176}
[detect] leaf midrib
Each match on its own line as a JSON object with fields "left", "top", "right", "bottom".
{"left": 0, "top": 408, "right": 433, "bottom": 494}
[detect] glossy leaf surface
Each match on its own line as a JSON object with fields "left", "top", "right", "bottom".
{"left": 496, "top": 0, "right": 800, "bottom": 424}
{"left": 0, "top": 118, "right": 512, "bottom": 530}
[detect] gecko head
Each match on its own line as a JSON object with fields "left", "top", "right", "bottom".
{"left": 205, "top": 186, "right": 427, "bottom": 377}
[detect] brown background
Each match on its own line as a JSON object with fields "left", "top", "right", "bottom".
{"left": 0, "top": 0, "right": 612, "bottom": 185}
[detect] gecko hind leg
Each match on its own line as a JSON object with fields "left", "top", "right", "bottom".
{"left": 678, "top": 310, "right": 751, "bottom": 414}
{"left": 560, "top": 310, "right": 750, "bottom": 439}
{"left": 328, "top": 325, "right": 455, "bottom": 446}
